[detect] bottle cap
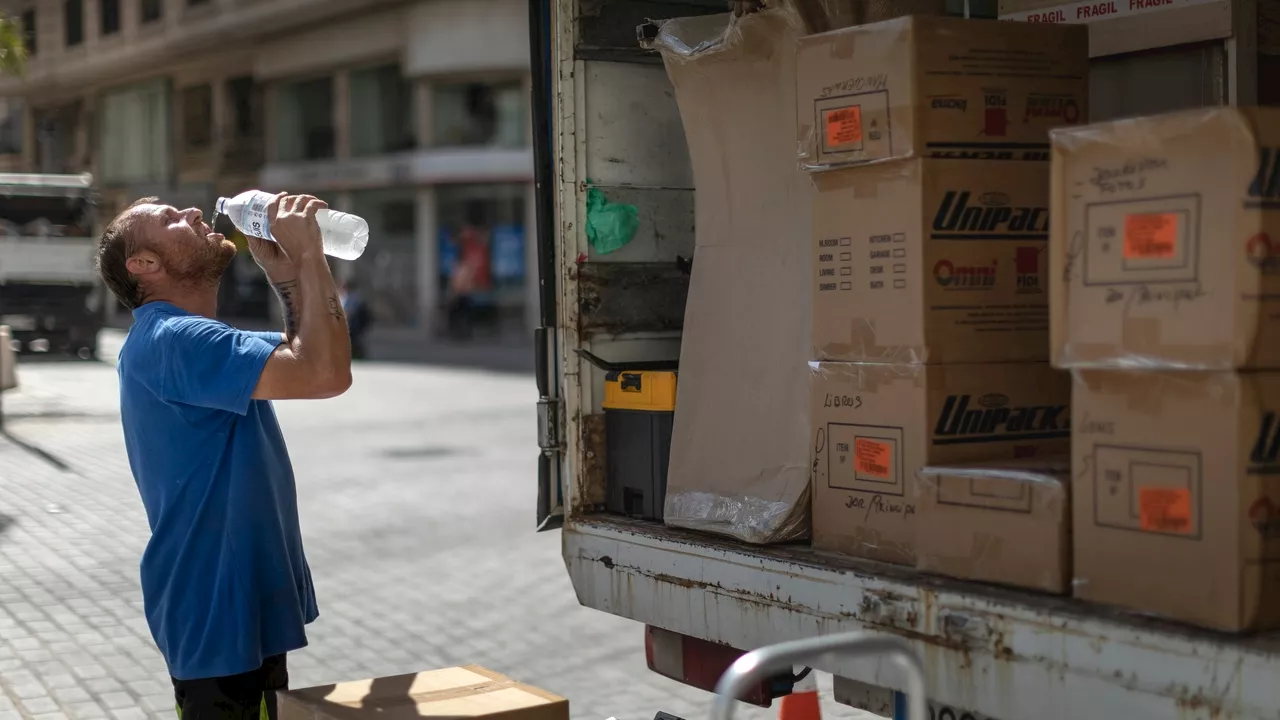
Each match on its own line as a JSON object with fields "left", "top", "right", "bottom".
{"left": 216, "top": 197, "right": 229, "bottom": 214}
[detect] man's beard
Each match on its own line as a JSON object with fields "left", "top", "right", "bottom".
{"left": 163, "top": 238, "right": 237, "bottom": 289}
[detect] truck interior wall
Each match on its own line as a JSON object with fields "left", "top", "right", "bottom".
{"left": 1088, "top": 42, "right": 1227, "bottom": 121}
{"left": 574, "top": 0, "right": 728, "bottom": 61}
{"left": 576, "top": 58, "right": 692, "bottom": 416}
{"left": 572, "top": 2, "right": 711, "bottom": 420}
{"left": 1259, "top": 0, "right": 1280, "bottom": 105}
{"left": 1261, "top": 52, "right": 1280, "bottom": 104}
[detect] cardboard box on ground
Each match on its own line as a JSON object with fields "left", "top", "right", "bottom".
{"left": 916, "top": 457, "right": 1071, "bottom": 594}
{"left": 1071, "top": 371, "right": 1280, "bottom": 632}
{"left": 279, "top": 666, "right": 569, "bottom": 720}
{"left": 1049, "top": 107, "right": 1280, "bottom": 370}
{"left": 809, "top": 362, "right": 1070, "bottom": 566}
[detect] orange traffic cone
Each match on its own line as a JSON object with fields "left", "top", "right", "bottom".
{"left": 778, "top": 672, "right": 821, "bottom": 720}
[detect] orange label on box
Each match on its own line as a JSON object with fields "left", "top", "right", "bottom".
{"left": 854, "top": 438, "right": 891, "bottom": 480}
{"left": 1123, "top": 213, "right": 1179, "bottom": 259}
{"left": 1139, "top": 487, "right": 1193, "bottom": 534}
{"left": 824, "top": 107, "right": 863, "bottom": 148}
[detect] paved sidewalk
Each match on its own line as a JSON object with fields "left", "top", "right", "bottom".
{"left": 0, "top": 353, "right": 862, "bottom": 720}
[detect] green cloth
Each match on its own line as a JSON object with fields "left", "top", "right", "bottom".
{"left": 585, "top": 185, "right": 639, "bottom": 255}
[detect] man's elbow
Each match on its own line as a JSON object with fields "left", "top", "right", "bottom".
{"left": 314, "top": 367, "right": 352, "bottom": 398}
{"left": 295, "top": 359, "right": 351, "bottom": 399}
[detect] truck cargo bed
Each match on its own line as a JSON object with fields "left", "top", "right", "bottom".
{"left": 532, "top": 1, "right": 1280, "bottom": 717}
{"left": 564, "top": 515, "right": 1280, "bottom": 719}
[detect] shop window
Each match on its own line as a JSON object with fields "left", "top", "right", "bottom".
{"left": 181, "top": 84, "right": 212, "bottom": 150}
{"left": 227, "top": 76, "right": 261, "bottom": 138}
{"left": 100, "top": 0, "right": 119, "bottom": 35}
{"left": 141, "top": 0, "right": 161, "bottom": 22}
{"left": 433, "top": 80, "right": 525, "bottom": 148}
{"left": 64, "top": 0, "right": 83, "bottom": 47}
{"left": 20, "top": 8, "right": 35, "bottom": 55}
{"left": 349, "top": 63, "right": 414, "bottom": 156}
{"left": 274, "top": 76, "right": 334, "bottom": 161}
{"left": 99, "top": 82, "right": 170, "bottom": 184}
{"left": 0, "top": 99, "right": 24, "bottom": 156}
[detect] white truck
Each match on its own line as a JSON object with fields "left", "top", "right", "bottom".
{"left": 529, "top": 1, "right": 1280, "bottom": 718}
{"left": 0, "top": 172, "right": 102, "bottom": 359}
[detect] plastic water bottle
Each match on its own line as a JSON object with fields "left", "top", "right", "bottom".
{"left": 216, "top": 190, "right": 369, "bottom": 261}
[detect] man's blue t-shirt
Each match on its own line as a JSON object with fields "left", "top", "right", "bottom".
{"left": 118, "top": 301, "right": 318, "bottom": 681}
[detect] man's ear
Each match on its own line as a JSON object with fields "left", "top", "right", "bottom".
{"left": 125, "top": 251, "right": 161, "bottom": 277}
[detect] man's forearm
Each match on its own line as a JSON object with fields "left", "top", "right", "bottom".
{"left": 288, "top": 254, "right": 352, "bottom": 385}
{"left": 271, "top": 278, "right": 301, "bottom": 342}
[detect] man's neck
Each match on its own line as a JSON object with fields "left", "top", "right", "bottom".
{"left": 144, "top": 289, "right": 219, "bottom": 318}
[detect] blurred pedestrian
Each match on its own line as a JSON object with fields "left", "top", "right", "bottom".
{"left": 339, "top": 278, "right": 371, "bottom": 359}
{"left": 94, "top": 193, "right": 352, "bottom": 720}
{"left": 445, "top": 225, "right": 490, "bottom": 340}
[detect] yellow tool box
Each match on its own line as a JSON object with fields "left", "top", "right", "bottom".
{"left": 580, "top": 350, "right": 678, "bottom": 521}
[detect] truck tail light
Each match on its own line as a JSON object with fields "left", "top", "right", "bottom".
{"left": 644, "top": 626, "right": 796, "bottom": 708}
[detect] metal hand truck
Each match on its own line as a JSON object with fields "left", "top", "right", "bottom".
{"left": 710, "top": 632, "right": 927, "bottom": 720}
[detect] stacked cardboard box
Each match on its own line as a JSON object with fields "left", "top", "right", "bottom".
{"left": 1051, "top": 107, "right": 1280, "bottom": 631}
{"left": 916, "top": 457, "right": 1071, "bottom": 593}
{"left": 800, "top": 16, "right": 1087, "bottom": 568}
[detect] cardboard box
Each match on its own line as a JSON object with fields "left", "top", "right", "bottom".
{"left": 916, "top": 457, "right": 1070, "bottom": 593}
{"left": 1050, "top": 107, "right": 1280, "bottom": 370}
{"left": 655, "top": 6, "right": 814, "bottom": 543}
{"left": 795, "top": 16, "right": 1088, "bottom": 171}
{"left": 1072, "top": 370, "right": 1280, "bottom": 631}
{"left": 813, "top": 159, "right": 1050, "bottom": 364}
{"left": 278, "top": 666, "right": 569, "bottom": 720}
{"left": 810, "top": 361, "right": 1070, "bottom": 565}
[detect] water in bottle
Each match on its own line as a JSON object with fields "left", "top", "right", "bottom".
{"left": 216, "top": 190, "right": 370, "bottom": 261}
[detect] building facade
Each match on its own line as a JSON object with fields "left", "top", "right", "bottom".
{"left": 0, "top": 0, "right": 536, "bottom": 350}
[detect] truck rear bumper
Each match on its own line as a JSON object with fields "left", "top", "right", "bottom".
{"left": 563, "top": 516, "right": 1280, "bottom": 719}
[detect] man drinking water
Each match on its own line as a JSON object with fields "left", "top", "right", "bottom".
{"left": 95, "top": 192, "right": 351, "bottom": 719}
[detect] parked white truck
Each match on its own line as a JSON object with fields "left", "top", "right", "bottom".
{"left": 0, "top": 172, "right": 102, "bottom": 359}
{"left": 529, "top": 1, "right": 1280, "bottom": 718}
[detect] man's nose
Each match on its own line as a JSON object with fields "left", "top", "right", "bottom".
{"left": 182, "top": 207, "right": 203, "bottom": 224}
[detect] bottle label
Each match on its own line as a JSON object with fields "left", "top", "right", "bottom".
{"left": 243, "top": 192, "right": 272, "bottom": 239}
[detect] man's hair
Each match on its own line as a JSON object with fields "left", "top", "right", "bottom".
{"left": 95, "top": 197, "right": 158, "bottom": 310}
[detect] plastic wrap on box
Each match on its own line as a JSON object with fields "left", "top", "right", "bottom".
{"left": 652, "top": 2, "right": 814, "bottom": 545}
{"left": 1049, "top": 107, "right": 1280, "bottom": 371}
{"left": 916, "top": 458, "right": 1070, "bottom": 593}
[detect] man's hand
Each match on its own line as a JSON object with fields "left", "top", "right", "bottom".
{"left": 246, "top": 192, "right": 289, "bottom": 279}
{"left": 269, "top": 193, "right": 328, "bottom": 261}
{"left": 245, "top": 192, "right": 328, "bottom": 279}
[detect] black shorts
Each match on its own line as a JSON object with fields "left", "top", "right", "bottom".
{"left": 172, "top": 654, "right": 288, "bottom": 720}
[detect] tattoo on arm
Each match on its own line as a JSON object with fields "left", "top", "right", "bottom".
{"left": 273, "top": 280, "right": 300, "bottom": 340}
{"left": 327, "top": 295, "right": 346, "bottom": 322}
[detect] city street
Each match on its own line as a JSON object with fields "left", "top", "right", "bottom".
{"left": 0, "top": 338, "right": 858, "bottom": 720}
